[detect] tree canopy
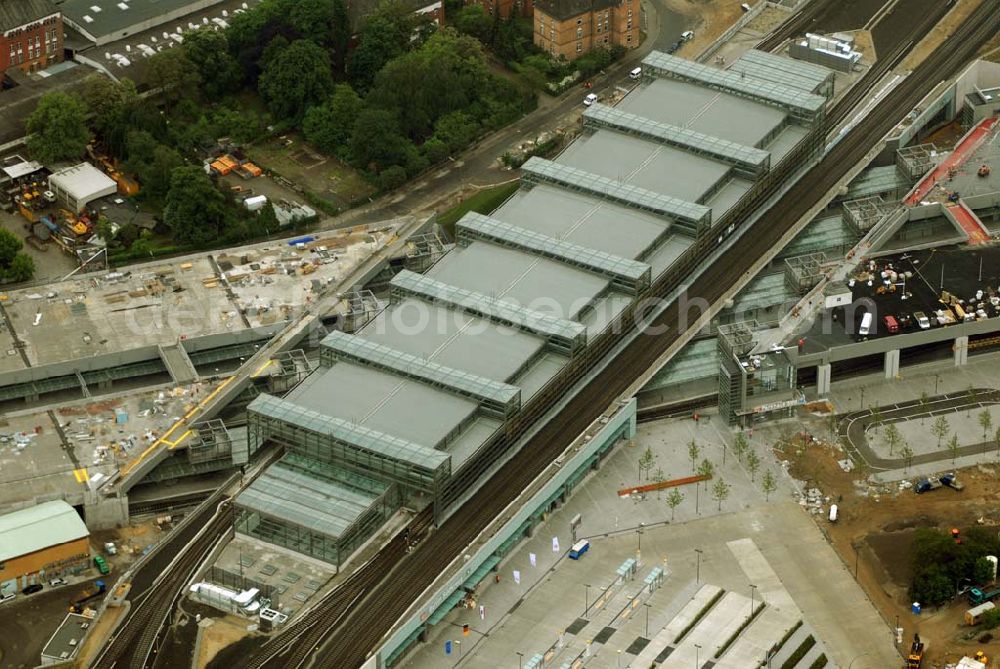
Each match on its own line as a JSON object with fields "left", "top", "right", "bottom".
{"left": 163, "top": 167, "right": 232, "bottom": 245}
{"left": 26, "top": 92, "right": 91, "bottom": 164}
{"left": 182, "top": 28, "right": 243, "bottom": 99}
{"left": 303, "top": 83, "right": 362, "bottom": 156}
{"left": 0, "top": 230, "right": 35, "bottom": 283}
{"left": 258, "top": 39, "right": 335, "bottom": 122}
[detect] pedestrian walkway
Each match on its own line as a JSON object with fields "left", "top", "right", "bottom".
{"left": 947, "top": 201, "right": 991, "bottom": 244}
{"left": 905, "top": 116, "right": 998, "bottom": 206}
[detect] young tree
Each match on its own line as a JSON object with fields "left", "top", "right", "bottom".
{"left": 883, "top": 422, "right": 902, "bottom": 457}
{"left": 666, "top": 488, "right": 684, "bottom": 521}
{"left": 761, "top": 470, "right": 777, "bottom": 501}
{"left": 711, "top": 478, "right": 731, "bottom": 511}
{"left": 947, "top": 434, "right": 960, "bottom": 465}
{"left": 638, "top": 446, "right": 655, "bottom": 482}
{"left": 932, "top": 415, "right": 950, "bottom": 448}
{"left": 687, "top": 439, "right": 700, "bottom": 473}
{"left": 919, "top": 390, "right": 930, "bottom": 425}
{"left": 899, "top": 443, "right": 915, "bottom": 473}
{"left": 979, "top": 409, "right": 993, "bottom": 440}
{"left": 869, "top": 403, "right": 882, "bottom": 435}
{"left": 967, "top": 386, "right": 977, "bottom": 417}
{"left": 696, "top": 459, "right": 715, "bottom": 489}
{"left": 732, "top": 432, "right": 749, "bottom": 463}
{"left": 745, "top": 450, "right": 761, "bottom": 482}
{"left": 653, "top": 467, "right": 665, "bottom": 483}
{"left": 26, "top": 92, "right": 91, "bottom": 164}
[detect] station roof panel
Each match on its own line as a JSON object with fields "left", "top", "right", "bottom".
{"left": 320, "top": 329, "right": 520, "bottom": 408}
{"left": 494, "top": 186, "right": 671, "bottom": 260}
{"left": 731, "top": 50, "right": 834, "bottom": 95}
{"left": 522, "top": 157, "right": 712, "bottom": 226}
{"left": 558, "top": 131, "right": 731, "bottom": 204}
{"left": 249, "top": 393, "right": 450, "bottom": 472}
{"left": 457, "top": 212, "right": 651, "bottom": 285}
{"left": 583, "top": 103, "right": 770, "bottom": 173}
{"left": 391, "top": 269, "right": 588, "bottom": 345}
{"left": 361, "top": 300, "right": 547, "bottom": 382}
{"left": 642, "top": 51, "right": 826, "bottom": 116}
{"left": 236, "top": 462, "right": 379, "bottom": 539}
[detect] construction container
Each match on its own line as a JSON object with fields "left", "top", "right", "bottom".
{"left": 965, "top": 601, "right": 995, "bottom": 625}
{"left": 244, "top": 195, "right": 268, "bottom": 211}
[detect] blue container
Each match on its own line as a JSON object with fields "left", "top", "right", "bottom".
{"left": 911, "top": 602, "right": 921, "bottom": 614}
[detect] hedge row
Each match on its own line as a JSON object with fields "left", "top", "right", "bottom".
{"left": 780, "top": 635, "right": 816, "bottom": 669}
{"left": 674, "top": 589, "right": 725, "bottom": 644}
{"left": 715, "top": 603, "right": 766, "bottom": 658}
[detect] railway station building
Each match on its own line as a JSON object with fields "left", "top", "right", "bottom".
{"left": 243, "top": 49, "right": 833, "bottom": 563}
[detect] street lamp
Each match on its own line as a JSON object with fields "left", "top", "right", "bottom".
{"left": 516, "top": 651, "right": 524, "bottom": 669}
{"left": 695, "top": 549, "right": 704, "bottom": 583}
{"left": 860, "top": 386, "right": 865, "bottom": 410}
{"left": 643, "top": 602, "right": 652, "bottom": 637}
{"left": 694, "top": 643, "right": 702, "bottom": 668}
{"left": 935, "top": 374, "right": 941, "bottom": 396}
{"left": 584, "top": 584, "right": 591, "bottom": 618}
{"left": 749, "top": 584, "right": 758, "bottom": 619}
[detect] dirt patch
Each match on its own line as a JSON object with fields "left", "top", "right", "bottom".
{"left": 775, "top": 414, "right": 1000, "bottom": 666}
{"left": 902, "top": 0, "right": 985, "bottom": 70}
{"left": 658, "top": 0, "right": 746, "bottom": 55}
{"left": 197, "top": 614, "right": 254, "bottom": 667}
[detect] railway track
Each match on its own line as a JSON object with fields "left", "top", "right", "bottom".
{"left": 92, "top": 504, "right": 232, "bottom": 669}
{"left": 292, "top": 4, "right": 1000, "bottom": 668}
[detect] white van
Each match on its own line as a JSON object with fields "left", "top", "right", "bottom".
{"left": 681, "top": 30, "right": 695, "bottom": 42}
{"left": 858, "top": 312, "right": 872, "bottom": 337}
{"left": 829, "top": 504, "right": 838, "bottom": 522}
{"left": 629, "top": 67, "right": 642, "bottom": 80}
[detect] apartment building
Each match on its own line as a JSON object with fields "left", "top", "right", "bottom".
{"left": 533, "top": 0, "right": 638, "bottom": 60}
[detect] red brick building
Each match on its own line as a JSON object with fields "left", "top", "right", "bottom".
{"left": 0, "top": 0, "right": 62, "bottom": 74}
{"left": 533, "top": 0, "right": 638, "bottom": 60}
{"left": 466, "top": 0, "right": 533, "bottom": 20}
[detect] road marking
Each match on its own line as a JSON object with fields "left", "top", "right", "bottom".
{"left": 73, "top": 468, "right": 89, "bottom": 483}
{"left": 252, "top": 359, "right": 276, "bottom": 378}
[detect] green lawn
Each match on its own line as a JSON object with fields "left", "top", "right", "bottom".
{"left": 438, "top": 181, "right": 520, "bottom": 238}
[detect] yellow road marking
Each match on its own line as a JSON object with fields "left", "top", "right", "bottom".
{"left": 73, "top": 468, "right": 89, "bottom": 483}
{"left": 120, "top": 376, "right": 236, "bottom": 476}
{"left": 252, "top": 359, "right": 275, "bottom": 378}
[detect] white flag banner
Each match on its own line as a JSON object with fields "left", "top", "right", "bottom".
{"left": 529, "top": 552, "right": 537, "bottom": 567}
{"left": 552, "top": 537, "right": 560, "bottom": 552}
{"left": 513, "top": 570, "right": 521, "bottom": 584}
{"left": 479, "top": 605, "right": 486, "bottom": 620}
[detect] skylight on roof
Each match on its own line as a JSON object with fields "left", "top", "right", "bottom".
{"left": 90, "top": 5, "right": 101, "bottom": 11}
{"left": 83, "top": 15, "right": 94, "bottom": 22}
{"left": 117, "top": 2, "right": 129, "bottom": 9}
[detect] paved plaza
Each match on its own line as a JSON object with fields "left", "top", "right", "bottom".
{"left": 402, "top": 414, "right": 897, "bottom": 669}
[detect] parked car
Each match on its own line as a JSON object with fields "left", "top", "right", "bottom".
{"left": 49, "top": 578, "right": 68, "bottom": 587}
{"left": 22, "top": 584, "right": 43, "bottom": 595}
{"left": 914, "top": 311, "right": 931, "bottom": 330}
{"left": 681, "top": 30, "right": 695, "bottom": 41}
{"left": 667, "top": 41, "right": 680, "bottom": 53}
{"left": 94, "top": 555, "right": 110, "bottom": 575}
{"left": 0, "top": 592, "right": 15, "bottom": 605}
{"left": 583, "top": 93, "right": 598, "bottom": 106}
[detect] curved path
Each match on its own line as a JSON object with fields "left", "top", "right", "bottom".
{"left": 837, "top": 388, "right": 1000, "bottom": 470}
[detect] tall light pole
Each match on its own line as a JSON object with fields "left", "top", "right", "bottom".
{"left": 749, "top": 584, "right": 758, "bottom": 619}
{"left": 695, "top": 643, "right": 702, "bottom": 668}
{"left": 584, "top": 583, "right": 591, "bottom": 618}
{"left": 935, "top": 374, "right": 941, "bottom": 396}
{"left": 516, "top": 651, "right": 524, "bottom": 669}
{"left": 860, "top": 386, "right": 866, "bottom": 410}
{"left": 643, "top": 602, "right": 652, "bottom": 637}
{"left": 695, "top": 549, "right": 703, "bottom": 583}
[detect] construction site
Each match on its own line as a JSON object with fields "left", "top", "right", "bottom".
{"left": 3, "top": 0, "right": 1000, "bottom": 667}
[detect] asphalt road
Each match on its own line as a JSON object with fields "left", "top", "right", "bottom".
{"left": 839, "top": 388, "right": 1000, "bottom": 470}
{"left": 0, "top": 578, "right": 102, "bottom": 668}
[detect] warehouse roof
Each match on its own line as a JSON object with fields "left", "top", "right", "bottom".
{"left": 0, "top": 0, "right": 58, "bottom": 33}
{"left": 0, "top": 500, "right": 88, "bottom": 562}
{"left": 59, "top": 0, "right": 215, "bottom": 42}
{"left": 48, "top": 163, "right": 116, "bottom": 200}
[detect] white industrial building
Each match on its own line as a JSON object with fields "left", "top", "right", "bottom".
{"left": 48, "top": 163, "right": 117, "bottom": 213}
